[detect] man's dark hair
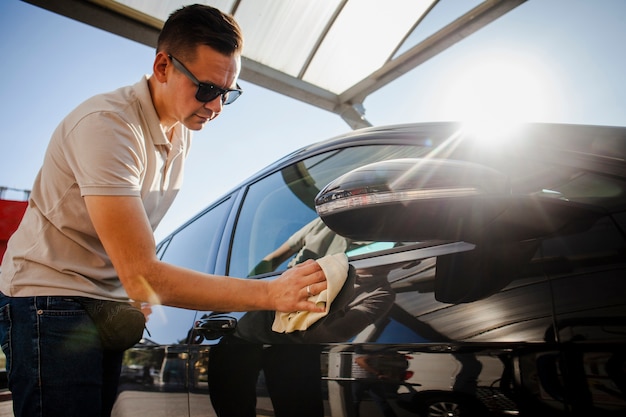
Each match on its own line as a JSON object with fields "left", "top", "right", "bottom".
{"left": 157, "top": 4, "right": 243, "bottom": 60}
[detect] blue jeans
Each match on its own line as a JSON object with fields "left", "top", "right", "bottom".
{"left": 0, "top": 292, "right": 123, "bottom": 417}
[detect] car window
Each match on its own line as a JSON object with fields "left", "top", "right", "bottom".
{"left": 228, "top": 144, "right": 432, "bottom": 278}
{"left": 160, "top": 196, "right": 233, "bottom": 273}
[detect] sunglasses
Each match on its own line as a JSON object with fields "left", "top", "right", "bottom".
{"left": 168, "top": 54, "right": 242, "bottom": 105}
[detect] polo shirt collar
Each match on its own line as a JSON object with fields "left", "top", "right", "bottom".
{"left": 134, "top": 75, "right": 172, "bottom": 147}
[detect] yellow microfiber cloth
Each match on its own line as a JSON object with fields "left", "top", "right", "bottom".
{"left": 272, "top": 252, "right": 349, "bottom": 333}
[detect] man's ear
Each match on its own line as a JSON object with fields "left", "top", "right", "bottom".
{"left": 153, "top": 52, "right": 170, "bottom": 83}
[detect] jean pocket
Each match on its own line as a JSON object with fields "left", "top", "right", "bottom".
{"left": 36, "top": 297, "right": 89, "bottom": 318}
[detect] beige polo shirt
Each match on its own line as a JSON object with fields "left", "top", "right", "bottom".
{"left": 0, "top": 76, "right": 191, "bottom": 301}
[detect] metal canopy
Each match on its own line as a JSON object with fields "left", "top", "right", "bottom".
{"left": 22, "top": 0, "right": 526, "bottom": 129}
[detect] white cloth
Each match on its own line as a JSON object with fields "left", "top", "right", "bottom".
{"left": 272, "top": 252, "right": 349, "bottom": 333}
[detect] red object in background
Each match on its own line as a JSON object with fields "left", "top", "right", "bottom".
{"left": 0, "top": 199, "right": 28, "bottom": 261}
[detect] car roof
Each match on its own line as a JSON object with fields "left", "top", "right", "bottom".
{"left": 251, "top": 122, "right": 626, "bottom": 182}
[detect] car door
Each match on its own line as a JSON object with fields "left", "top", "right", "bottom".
{"left": 188, "top": 139, "right": 556, "bottom": 417}
{"left": 188, "top": 143, "right": 552, "bottom": 417}
{"left": 188, "top": 143, "right": 441, "bottom": 416}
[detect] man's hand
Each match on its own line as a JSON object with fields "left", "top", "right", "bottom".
{"left": 268, "top": 259, "right": 327, "bottom": 313}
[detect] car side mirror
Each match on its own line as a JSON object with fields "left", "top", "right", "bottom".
{"left": 315, "top": 158, "right": 602, "bottom": 244}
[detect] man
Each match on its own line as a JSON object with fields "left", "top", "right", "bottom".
{"left": 0, "top": 5, "right": 326, "bottom": 417}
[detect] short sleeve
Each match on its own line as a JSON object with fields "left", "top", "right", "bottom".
{"left": 65, "top": 111, "right": 145, "bottom": 196}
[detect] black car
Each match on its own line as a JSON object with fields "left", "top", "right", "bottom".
{"left": 111, "top": 122, "right": 626, "bottom": 417}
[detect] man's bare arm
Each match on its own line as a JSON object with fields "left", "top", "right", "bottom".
{"left": 84, "top": 195, "right": 326, "bottom": 312}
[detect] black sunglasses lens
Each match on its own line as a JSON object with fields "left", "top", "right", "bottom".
{"left": 195, "top": 85, "right": 221, "bottom": 103}
{"left": 195, "top": 83, "right": 241, "bottom": 104}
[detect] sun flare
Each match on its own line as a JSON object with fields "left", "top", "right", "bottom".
{"left": 438, "top": 50, "right": 557, "bottom": 142}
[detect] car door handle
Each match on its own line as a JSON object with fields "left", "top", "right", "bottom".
{"left": 193, "top": 314, "right": 237, "bottom": 341}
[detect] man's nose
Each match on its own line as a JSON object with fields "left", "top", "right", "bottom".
{"left": 203, "top": 96, "right": 224, "bottom": 114}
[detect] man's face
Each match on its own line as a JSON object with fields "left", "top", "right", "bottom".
{"left": 166, "top": 45, "right": 241, "bottom": 131}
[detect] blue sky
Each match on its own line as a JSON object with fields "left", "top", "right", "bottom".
{"left": 1, "top": 0, "right": 625, "bottom": 241}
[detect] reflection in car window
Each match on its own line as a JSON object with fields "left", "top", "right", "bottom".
{"left": 229, "top": 145, "right": 432, "bottom": 277}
